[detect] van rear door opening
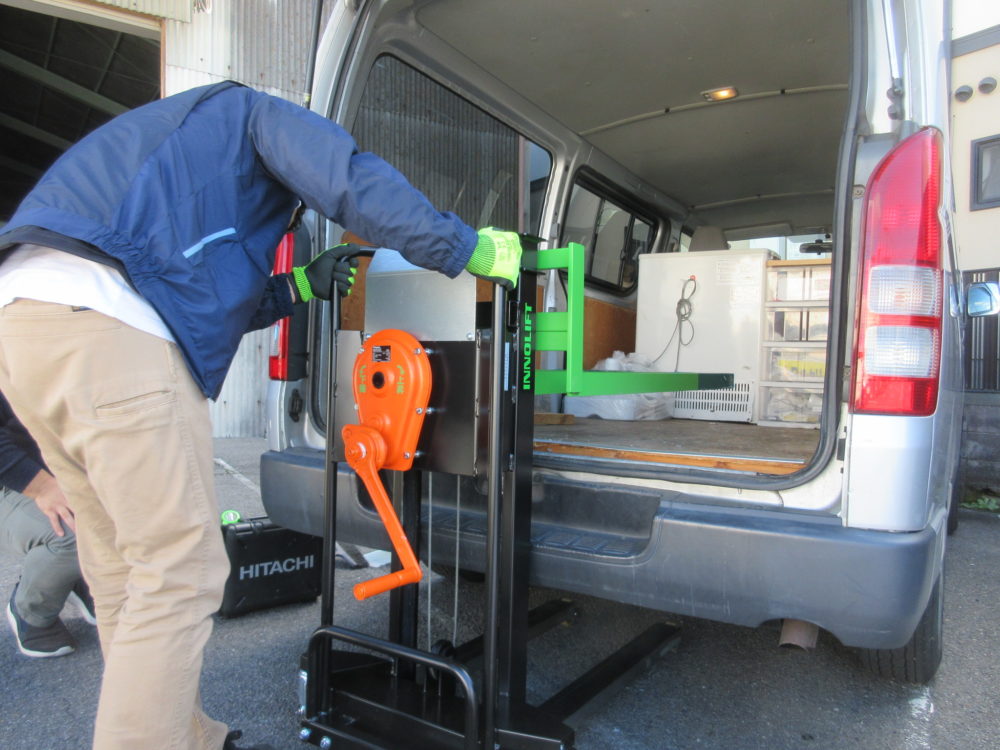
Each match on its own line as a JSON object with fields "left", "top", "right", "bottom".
{"left": 262, "top": 0, "right": 964, "bottom": 685}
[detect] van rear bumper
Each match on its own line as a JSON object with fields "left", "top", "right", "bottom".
{"left": 261, "top": 448, "right": 943, "bottom": 650}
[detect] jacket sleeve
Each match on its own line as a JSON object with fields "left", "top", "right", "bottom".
{"left": 246, "top": 273, "right": 296, "bottom": 332}
{"left": 0, "top": 399, "right": 45, "bottom": 494}
{"left": 246, "top": 93, "right": 478, "bottom": 278}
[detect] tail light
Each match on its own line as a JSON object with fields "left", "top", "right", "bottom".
{"left": 269, "top": 233, "right": 296, "bottom": 380}
{"left": 850, "top": 128, "right": 943, "bottom": 416}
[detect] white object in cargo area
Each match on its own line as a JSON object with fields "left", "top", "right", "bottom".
{"left": 635, "top": 250, "right": 771, "bottom": 422}
{"left": 563, "top": 351, "right": 674, "bottom": 421}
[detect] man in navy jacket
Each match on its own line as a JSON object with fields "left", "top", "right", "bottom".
{"left": 0, "top": 82, "right": 522, "bottom": 750}
{"left": 1, "top": 392, "right": 95, "bottom": 658}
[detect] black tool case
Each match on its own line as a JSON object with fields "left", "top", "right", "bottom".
{"left": 219, "top": 517, "right": 323, "bottom": 618}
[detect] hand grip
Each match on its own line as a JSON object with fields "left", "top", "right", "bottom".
{"left": 343, "top": 425, "right": 422, "bottom": 601}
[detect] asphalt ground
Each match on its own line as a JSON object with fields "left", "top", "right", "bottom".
{"left": 1, "top": 437, "right": 999, "bottom": 750}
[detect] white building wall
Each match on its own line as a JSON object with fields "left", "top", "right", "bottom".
{"left": 951, "top": 35, "right": 1000, "bottom": 271}
{"left": 950, "top": 0, "right": 1000, "bottom": 273}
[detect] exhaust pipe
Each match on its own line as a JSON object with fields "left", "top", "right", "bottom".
{"left": 779, "top": 619, "right": 819, "bottom": 650}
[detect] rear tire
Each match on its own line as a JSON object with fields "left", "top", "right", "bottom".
{"left": 858, "top": 572, "right": 943, "bottom": 684}
{"left": 947, "top": 463, "right": 964, "bottom": 535}
{"left": 947, "top": 487, "right": 960, "bottom": 535}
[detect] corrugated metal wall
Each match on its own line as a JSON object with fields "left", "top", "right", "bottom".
{"left": 158, "top": 0, "right": 320, "bottom": 436}
{"left": 97, "top": 0, "right": 191, "bottom": 22}
{"left": 162, "top": 0, "right": 316, "bottom": 103}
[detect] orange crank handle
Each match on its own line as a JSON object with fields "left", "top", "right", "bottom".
{"left": 343, "top": 428, "right": 422, "bottom": 600}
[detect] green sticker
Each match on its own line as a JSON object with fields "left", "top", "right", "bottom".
{"left": 220, "top": 509, "right": 242, "bottom": 525}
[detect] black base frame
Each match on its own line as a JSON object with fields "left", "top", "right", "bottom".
{"left": 301, "top": 267, "right": 680, "bottom": 749}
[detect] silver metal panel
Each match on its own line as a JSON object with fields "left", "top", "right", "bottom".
{"left": 364, "top": 249, "right": 478, "bottom": 342}
{"left": 354, "top": 248, "right": 485, "bottom": 474}
{"left": 845, "top": 414, "right": 935, "bottom": 531}
{"left": 412, "top": 340, "right": 484, "bottom": 476}
{"left": 330, "top": 333, "right": 484, "bottom": 477}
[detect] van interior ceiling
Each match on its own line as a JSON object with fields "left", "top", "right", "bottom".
{"left": 416, "top": 0, "right": 850, "bottom": 234}
{"left": 407, "top": 0, "right": 851, "bottom": 474}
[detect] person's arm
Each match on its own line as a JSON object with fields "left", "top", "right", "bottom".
{"left": 0, "top": 411, "right": 45, "bottom": 495}
{"left": 246, "top": 93, "right": 478, "bottom": 278}
{"left": 245, "top": 273, "right": 297, "bottom": 332}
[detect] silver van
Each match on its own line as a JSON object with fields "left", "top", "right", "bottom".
{"left": 261, "top": 0, "right": 991, "bottom": 684}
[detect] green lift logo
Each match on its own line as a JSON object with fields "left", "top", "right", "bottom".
{"left": 522, "top": 304, "right": 534, "bottom": 391}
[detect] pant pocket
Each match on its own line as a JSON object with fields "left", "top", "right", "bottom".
{"left": 94, "top": 386, "right": 176, "bottom": 417}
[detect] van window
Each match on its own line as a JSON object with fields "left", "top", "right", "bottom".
{"left": 971, "top": 134, "right": 1000, "bottom": 211}
{"left": 730, "top": 235, "right": 833, "bottom": 260}
{"left": 562, "top": 182, "right": 654, "bottom": 293}
{"left": 352, "top": 55, "right": 552, "bottom": 235}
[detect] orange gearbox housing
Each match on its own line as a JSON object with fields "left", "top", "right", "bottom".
{"left": 342, "top": 329, "right": 431, "bottom": 600}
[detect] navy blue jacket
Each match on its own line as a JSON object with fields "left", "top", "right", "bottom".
{"left": 0, "top": 393, "right": 46, "bottom": 495}
{"left": 0, "top": 82, "right": 477, "bottom": 398}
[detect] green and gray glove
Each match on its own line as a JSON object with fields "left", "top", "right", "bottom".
{"left": 465, "top": 228, "right": 523, "bottom": 290}
{"left": 291, "top": 243, "right": 362, "bottom": 302}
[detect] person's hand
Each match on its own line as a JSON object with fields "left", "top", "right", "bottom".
{"left": 23, "top": 469, "right": 75, "bottom": 537}
{"left": 465, "top": 228, "right": 522, "bottom": 289}
{"left": 291, "top": 244, "right": 363, "bottom": 302}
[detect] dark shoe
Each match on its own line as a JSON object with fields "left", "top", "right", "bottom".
{"left": 222, "top": 730, "right": 275, "bottom": 750}
{"left": 6, "top": 586, "right": 75, "bottom": 658}
{"left": 66, "top": 579, "right": 97, "bottom": 626}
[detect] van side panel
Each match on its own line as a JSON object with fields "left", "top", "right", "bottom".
{"left": 845, "top": 415, "right": 935, "bottom": 530}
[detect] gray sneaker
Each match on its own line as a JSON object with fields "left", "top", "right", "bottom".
{"left": 66, "top": 579, "right": 97, "bottom": 626}
{"left": 6, "top": 585, "right": 76, "bottom": 658}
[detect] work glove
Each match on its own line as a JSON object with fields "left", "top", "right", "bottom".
{"left": 465, "top": 228, "right": 523, "bottom": 290}
{"left": 291, "top": 243, "right": 362, "bottom": 302}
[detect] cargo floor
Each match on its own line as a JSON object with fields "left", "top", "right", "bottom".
{"left": 533, "top": 417, "right": 821, "bottom": 475}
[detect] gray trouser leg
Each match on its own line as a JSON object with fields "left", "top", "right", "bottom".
{"left": 0, "top": 487, "right": 81, "bottom": 627}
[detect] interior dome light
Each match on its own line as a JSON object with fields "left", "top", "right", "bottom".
{"left": 701, "top": 86, "right": 738, "bottom": 101}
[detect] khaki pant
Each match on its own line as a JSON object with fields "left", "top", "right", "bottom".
{"left": 0, "top": 300, "right": 230, "bottom": 750}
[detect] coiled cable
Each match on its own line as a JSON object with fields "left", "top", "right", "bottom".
{"left": 651, "top": 276, "right": 697, "bottom": 371}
